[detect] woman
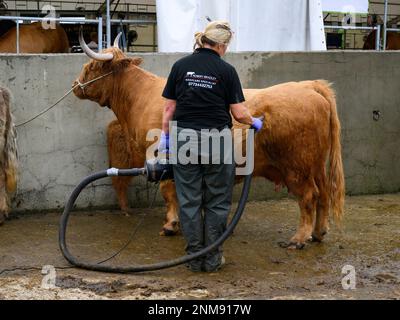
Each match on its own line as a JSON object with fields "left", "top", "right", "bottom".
{"left": 159, "top": 21, "right": 262, "bottom": 272}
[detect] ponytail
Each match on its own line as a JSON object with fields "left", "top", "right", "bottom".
{"left": 193, "top": 21, "right": 233, "bottom": 50}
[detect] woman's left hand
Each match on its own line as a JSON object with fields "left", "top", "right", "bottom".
{"left": 251, "top": 117, "right": 264, "bottom": 132}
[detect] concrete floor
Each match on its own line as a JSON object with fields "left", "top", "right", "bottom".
{"left": 0, "top": 194, "right": 399, "bottom": 300}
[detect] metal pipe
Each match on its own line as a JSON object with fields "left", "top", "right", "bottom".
{"left": 0, "top": 16, "right": 154, "bottom": 25}
{"left": 98, "top": 16, "right": 103, "bottom": 52}
{"left": 383, "top": 0, "right": 388, "bottom": 50}
{"left": 106, "top": 0, "right": 111, "bottom": 47}
{"left": 383, "top": 0, "right": 389, "bottom": 50}
{"left": 376, "top": 24, "right": 381, "bottom": 51}
{"left": 16, "top": 20, "right": 19, "bottom": 54}
{"left": 324, "top": 25, "right": 374, "bottom": 31}
{"left": 110, "top": 19, "right": 156, "bottom": 24}
{"left": 0, "top": 16, "right": 99, "bottom": 23}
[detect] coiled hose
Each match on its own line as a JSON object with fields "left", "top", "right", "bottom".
{"left": 59, "top": 167, "right": 252, "bottom": 273}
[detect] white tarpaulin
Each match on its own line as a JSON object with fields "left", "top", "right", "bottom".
{"left": 156, "top": 0, "right": 327, "bottom": 52}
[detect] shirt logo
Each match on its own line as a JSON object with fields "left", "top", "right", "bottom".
{"left": 184, "top": 72, "right": 218, "bottom": 90}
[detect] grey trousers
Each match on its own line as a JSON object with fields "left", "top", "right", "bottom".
{"left": 172, "top": 127, "right": 235, "bottom": 271}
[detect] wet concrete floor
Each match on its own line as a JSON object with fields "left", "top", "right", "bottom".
{"left": 0, "top": 194, "right": 399, "bottom": 300}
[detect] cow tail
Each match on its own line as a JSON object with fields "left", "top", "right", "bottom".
{"left": 314, "top": 81, "right": 345, "bottom": 225}
{"left": 2, "top": 88, "right": 18, "bottom": 199}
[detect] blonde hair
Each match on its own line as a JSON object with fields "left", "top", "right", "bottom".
{"left": 194, "top": 21, "right": 233, "bottom": 50}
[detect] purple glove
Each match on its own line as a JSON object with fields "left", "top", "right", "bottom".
{"left": 250, "top": 117, "right": 263, "bottom": 132}
{"left": 158, "top": 131, "right": 170, "bottom": 154}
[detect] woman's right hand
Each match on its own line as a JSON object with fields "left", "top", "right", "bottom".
{"left": 158, "top": 131, "right": 170, "bottom": 154}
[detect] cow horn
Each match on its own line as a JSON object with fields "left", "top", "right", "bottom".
{"left": 79, "top": 29, "right": 113, "bottom": 61}
{"left": 113, "top": 32, "right": 123, "bottom": 48}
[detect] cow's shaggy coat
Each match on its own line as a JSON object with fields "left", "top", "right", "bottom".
{"left": 73, "top": 47, "right": 345, "bottom": 248}
{"left": 0, "top": 87, "right": 18, "bottom": 225}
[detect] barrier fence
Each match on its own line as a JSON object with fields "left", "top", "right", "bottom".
{"left": 0, "top": 15, "right": 156, "bottom": 53}
{"left": 324, "top": 24, "right": 400, "bottom": 50}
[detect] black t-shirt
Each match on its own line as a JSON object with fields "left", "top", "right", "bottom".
{"left": 162, "top": 48, "right": 245, "bottom": 130}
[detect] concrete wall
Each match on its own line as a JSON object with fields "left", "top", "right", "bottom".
{"left": 0, "top": 51, "right": 399, "bottom": 211}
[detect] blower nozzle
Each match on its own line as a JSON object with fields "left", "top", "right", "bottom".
{"left": 145, "top": 158, "right": 174, "bottom": 182}
{"left": 105, "top": 158, "right": 173, "bottom": 183}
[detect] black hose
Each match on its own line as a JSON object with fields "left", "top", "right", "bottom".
{"left": 59, "top": 168, "right": 252, "bottom": 274}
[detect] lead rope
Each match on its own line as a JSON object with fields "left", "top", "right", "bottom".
{"left": 15, "top": 71, "right": 114, "bottom": 128}
{"left": 15, "top": 85, "right": 77, "bottom": 128}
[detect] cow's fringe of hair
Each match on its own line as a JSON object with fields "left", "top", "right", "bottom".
{"left": 312, "top": 80, "right": 345, "bottom": 225}
{"left": 0, "top": 86, "right": 18, "bottom": 209}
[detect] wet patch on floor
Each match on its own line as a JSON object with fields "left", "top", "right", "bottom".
{"left": 0, "top": 194, "right": 399, "bottom": 300}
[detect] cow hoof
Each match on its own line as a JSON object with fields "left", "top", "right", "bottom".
{"left": 311, "top": 234, "right": 322, "bottom": 243}
{"left": 121, "top": 208, "right": 134, "bottom": 217}
{"left": 159, "top": 228, "right": 177, "bottom": 237}
{"left": 278, "top": 241, "right": 290, "bottom": 248}
{"left": 288, "top": 242, "right": 305, "bottom": 250}
{"left": 291, "top": 243, "right": 305, "bottom": 250}
{"left": 278, "top": 241, "right": 304, "bottom": 250}
{"left": 311, "top": 231, "right": 327, "bottom": 243}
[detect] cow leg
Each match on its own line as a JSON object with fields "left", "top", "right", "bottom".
{"left": 159, "top": 180, "right": 180, "bottom": 236}
{"left": 287, "top": 178, "right": 318, "bottom": 249}
{"left": 312, "top": 169, "right": 330, "bottom": 242}
{"left": 0, "top": 170, "right": 9, "bottom": 225}
{"left": 107, "top": 120, "right": 135, "bottom": 215}
{"left": 111, "top": 176, "right": 134, "bottom": 215}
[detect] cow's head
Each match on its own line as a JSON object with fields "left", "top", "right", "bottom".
{"left": 73, "top": 30, "right": 143, "bottom": 107}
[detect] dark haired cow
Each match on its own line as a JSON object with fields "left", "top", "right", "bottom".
{"left": 363, "top": 30, "right": 400, "bottom": 50}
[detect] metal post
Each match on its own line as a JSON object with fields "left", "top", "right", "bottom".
{"left": 98, "top": 16, "right": 103, "bottom": 52}
{"left": 376, "top": 24, "right": 381, "bottom": 50}
{"left": 106, "top": 0, "right": 111, "bottom": 47}
{"left": 383, "top": 0, "right": 389, "bottom": 50}
{"left": 16, "top": 20, "right": 19, "bottom": 54}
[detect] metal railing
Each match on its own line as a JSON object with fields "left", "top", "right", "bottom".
{"left": 2, "top": 1, "right": 156, "bottom": 13}
{"left": 0, "top": 15, "right": 102, "bottom": 53}
{"left": 0, "top": 15, "right": 157, "bottom": 53}
{"left": 325, "top": 25, "right": 381, "bottom": 50}
{"left": 110, "top": 18, "right": 157, "bottom": 52}
{"left": 325, "top": 24, "right": 400, "bottom": 50}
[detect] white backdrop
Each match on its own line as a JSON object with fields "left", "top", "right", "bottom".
{"left": 156, "top": 0, "right": 327, "bottom": 52}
